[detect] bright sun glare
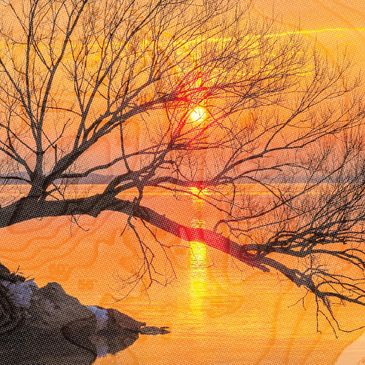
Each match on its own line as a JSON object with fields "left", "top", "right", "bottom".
{"left": 189, "top": 106, "right": 208, "bottom": 124}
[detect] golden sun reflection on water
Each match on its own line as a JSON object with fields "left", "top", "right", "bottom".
{"left": 189, "top": 186, "right": 209, "bottom": 317}
{"left": 189, "top": 241, "right": 208, "bottom": 316}
{"left": 1, "top": 184, "right": 365, "bottom": 364}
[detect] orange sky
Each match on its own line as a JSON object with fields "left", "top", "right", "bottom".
{"left": 254, "top": 0, "right": 365, "bottom": 29}
{"left": 2, "top": 0, "right": 365, "bottom": 175}
{"left": 253, "top": 0, "right": 365, "bottom": 65}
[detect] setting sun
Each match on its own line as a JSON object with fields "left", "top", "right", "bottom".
{"left": 189, "top": 105, "right": 208, "bottom": 124}
{"left": 2, "top": 0, "right": 365, "bottom": 364}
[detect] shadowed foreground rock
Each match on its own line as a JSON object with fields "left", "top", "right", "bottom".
{"left": 0, "top": 266, "right": 169, "bottom": 365}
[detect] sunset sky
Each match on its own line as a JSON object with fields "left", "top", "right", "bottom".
{"left": 254, "top": 0, "right": 365, "bottom": 65}
{"left": 2, "top": 2, "right": 365, "bottom": 364}
{"left": 2, "top": 0, "right": 365, "bottom": 177}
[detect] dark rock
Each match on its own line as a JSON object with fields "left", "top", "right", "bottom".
{"left": 0, "top": 264, "right": 169, "bottom": 365}
{"left": 0, "top": 281, "right": 142, "bottom": 363}
{"left": 0, "top": 264, "right": 25, "bottom": 283}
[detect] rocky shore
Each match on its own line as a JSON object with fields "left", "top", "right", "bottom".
{"left": 0, "top": 265, "right": 168, "bottom": 364}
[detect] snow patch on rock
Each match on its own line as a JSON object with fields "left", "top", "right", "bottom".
{"left": 0, "top": 279, "right": 38, "bottom": 309}
{"left": 86, "top": 305, "right": 109, "bottom": 331}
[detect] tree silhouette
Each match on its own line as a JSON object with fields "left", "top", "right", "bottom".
{"left": 0, "top": 0, "right": 365, "bottom": 335}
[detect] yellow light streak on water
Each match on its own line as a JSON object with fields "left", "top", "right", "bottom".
{"left": 189, "top": 185, "right": 209, "bottom": 317}
{"left": 189, "top": 241, "right": 208, "bottom": 316}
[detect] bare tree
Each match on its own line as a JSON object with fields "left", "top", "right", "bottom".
{"left": 0, "top": 0, "right": 365, "bottom": 335}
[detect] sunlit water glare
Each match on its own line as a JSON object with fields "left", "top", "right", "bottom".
{"left": 0, "top": 184, "right": 364, "bottom": 364}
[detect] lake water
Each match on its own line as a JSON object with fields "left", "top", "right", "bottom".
{"left": 0, "top": 185, "right": 364, "bottom": 364}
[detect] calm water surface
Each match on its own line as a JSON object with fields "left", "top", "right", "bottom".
{"left": 0, "top": 185, "right": 364, "bottom": 364}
